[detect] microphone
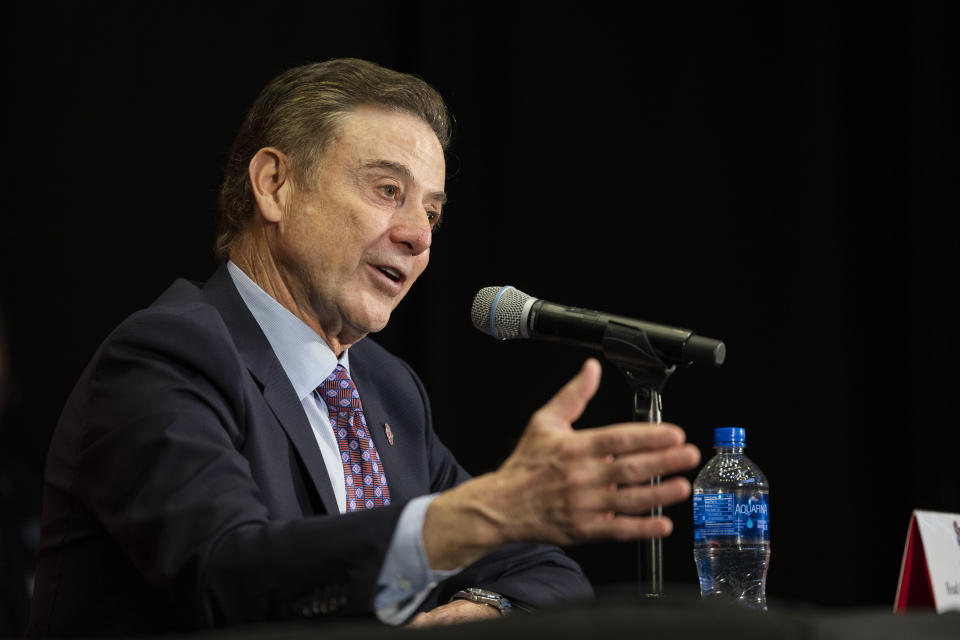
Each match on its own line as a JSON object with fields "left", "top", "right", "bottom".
{"left": 471, "top": 286, "right": 725, "bottom": 367}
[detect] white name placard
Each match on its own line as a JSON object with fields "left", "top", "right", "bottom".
{"left": 894, "top": 509, "right": 960, "bottom": 613}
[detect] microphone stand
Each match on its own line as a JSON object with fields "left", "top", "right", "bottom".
{"left": 600, "top": 321, "right": 676, "bottom": 598}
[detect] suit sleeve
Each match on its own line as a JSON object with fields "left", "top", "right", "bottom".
{"left": 396, "top": 360, "right": 595, "bottom": 612}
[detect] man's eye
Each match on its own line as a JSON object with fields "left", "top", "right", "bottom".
{"left": 380, "top": 185, "right": 400, "bottom": 198}
{"left": 427, "top": 210, "right": 442, "bottom": 229}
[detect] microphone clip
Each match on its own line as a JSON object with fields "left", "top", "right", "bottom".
{"left": 600, "top": 320, "right": 675, "bottom": 423}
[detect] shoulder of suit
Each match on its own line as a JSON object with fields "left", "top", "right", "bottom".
{"left": 149, "top": 277, "right": 211, "bottom": 313}
{"left": 97, "top": 278, "right": 236, "bottom": 364}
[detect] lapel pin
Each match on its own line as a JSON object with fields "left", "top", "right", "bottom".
{"left": 384, "top": 423, "right": 395, "bottom": 446}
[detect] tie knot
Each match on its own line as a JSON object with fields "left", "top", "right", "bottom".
{"left": 326, "top": 364, "right": 349, "bottom": 383}
{"left": 319, "top": 364, "right": 360, "bottom": 412}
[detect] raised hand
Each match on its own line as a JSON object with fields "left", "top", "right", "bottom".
{"left": 423, "top": 359, "right": 700, "bottom": 570}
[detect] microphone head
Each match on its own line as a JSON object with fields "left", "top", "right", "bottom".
{"left": 471, "top": 286, "right": 532, "bottom": 339}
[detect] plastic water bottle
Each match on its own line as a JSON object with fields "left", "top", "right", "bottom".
{"left": 693, "top": 427, "right": 770, "bottom": 609}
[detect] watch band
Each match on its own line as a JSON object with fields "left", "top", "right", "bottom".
{"left": 450, "top": 587, "right": 513, "bottom": 616}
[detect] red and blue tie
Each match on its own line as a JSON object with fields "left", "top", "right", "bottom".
{"left": 319, "top": 365, "right": 391, "bottom": 511}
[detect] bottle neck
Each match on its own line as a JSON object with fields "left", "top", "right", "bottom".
{"left": 715, "top": 446, "right": 745, "bottom": 454}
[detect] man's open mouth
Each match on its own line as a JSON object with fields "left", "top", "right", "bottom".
{"left": 376, "top": 266, "right": 403, "bottom": 283}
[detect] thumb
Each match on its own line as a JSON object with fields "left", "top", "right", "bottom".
{"left": 535, "top": 358, "right": 602, "bottom": 429}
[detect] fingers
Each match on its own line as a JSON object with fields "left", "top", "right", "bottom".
{"left": 557, "top": 441, "right": 699, "bottom": 492}
{"left": 501, "top": 374, "right": 707, "bottom": 548}
{"left": 567, "top": 475, "right": 693, "bottom": 516}
{"left": 581, "top": 514, "right": 677, "bottom": 542}
{"left": 563, "top": 478, "right": 692, "bottom": 542}
{"left": 606, "top": 443, "right": 701, "bottom": 485}
{"left": 574, "top": 422, "right": 688, "bottom": 458}
{"left": 535, "top": 359, "right": 602, "bottom": 429}
{"left": 610, "top": 476, "right": 692, "bottom": 513}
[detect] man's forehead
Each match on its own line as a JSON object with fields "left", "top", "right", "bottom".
{"left": 337, "top": 107, "right": 441, "bottom": 151}
{"left": 328, "top": 108, "right": 446, "bottom": 186}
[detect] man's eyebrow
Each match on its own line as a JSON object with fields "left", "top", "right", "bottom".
{"left": 357, "top": 160, "right": 447, "bottom": 204}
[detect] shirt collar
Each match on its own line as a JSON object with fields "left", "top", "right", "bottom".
{"left": 227, "top": 260, "right": 349, "bottom": 400}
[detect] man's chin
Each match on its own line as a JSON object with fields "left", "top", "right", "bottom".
{"left": 342, "top": 311, "right": 392, "bottom": 343}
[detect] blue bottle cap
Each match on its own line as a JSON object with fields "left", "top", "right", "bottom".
{"left": 714, "top": 427, "right": 745, "bottom": 447}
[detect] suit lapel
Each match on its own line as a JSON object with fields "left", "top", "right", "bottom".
{"left": 349, "top": 345, "right": 413, "bottom": 504}
{"left": 201, "top": 264, "right": 340, "bottom": 515}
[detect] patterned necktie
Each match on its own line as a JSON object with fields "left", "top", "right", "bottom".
{"left": 319, "top": 365, "right": 391, "bottom": 511}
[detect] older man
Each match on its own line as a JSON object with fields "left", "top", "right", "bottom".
{"left": 27, "top": 59, "right": 699, "bottom": 636}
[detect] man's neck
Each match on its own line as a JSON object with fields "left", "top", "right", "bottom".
{"left": 229, "top": 239, "right": 354, "bottom": 355}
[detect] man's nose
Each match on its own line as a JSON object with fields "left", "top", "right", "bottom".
{"left": 390, "top": 204, "right": 432, "bottom": 255}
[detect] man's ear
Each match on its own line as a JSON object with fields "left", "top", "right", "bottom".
{"left": 248, "top": 147, "right": 291, "bottom": 224}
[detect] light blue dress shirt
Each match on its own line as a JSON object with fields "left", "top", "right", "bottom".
{"left": 227, "top": 261, "right": 459, "bottom": 623}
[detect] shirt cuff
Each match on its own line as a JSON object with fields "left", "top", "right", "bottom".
{"left": 374, "top": 494, "right": 462, "bottom": 624}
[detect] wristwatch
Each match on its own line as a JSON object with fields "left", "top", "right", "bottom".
{"left": 450, "top": 587, "right": 513, "bottom": 616}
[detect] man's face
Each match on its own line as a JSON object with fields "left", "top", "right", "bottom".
{"left": 274, "top": 106, "right": 446, "bottom": 346}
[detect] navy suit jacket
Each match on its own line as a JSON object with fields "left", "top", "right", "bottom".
{"left": 27, "top": 265, "right": 591, "bottom": 636}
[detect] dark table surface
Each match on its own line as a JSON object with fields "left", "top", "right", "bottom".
{"left": 200, "top": 584, "right": 960, "bottom": 640}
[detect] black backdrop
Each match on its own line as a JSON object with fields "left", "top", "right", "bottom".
{"left": 2, "top": 0, "right": 957, "bottom": 612}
